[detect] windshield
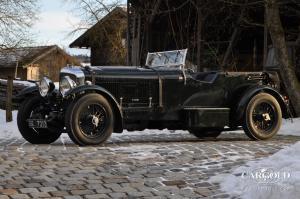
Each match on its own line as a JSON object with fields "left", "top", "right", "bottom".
{"left": 145, "top": 49, "right": 188, "bottom": 68}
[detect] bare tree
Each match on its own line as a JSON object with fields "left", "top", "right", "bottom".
{"left": 67, "top": 0, "right": 123, "bottom": 42}
{"left": 0, "top": 0, "right": 38, "bottom": 49}
{"left": 69, "top": 0, "right": 122, "bottom": 27}
{"left": 68, "top": 0, "right": 126, "bottom": 64}
{"left": 265, "top": 0, "right": 300, "bottom": 116}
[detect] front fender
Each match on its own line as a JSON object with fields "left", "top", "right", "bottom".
{"left": 16, "top": 85, "right": 39, "bottom": 98}
{"left": 14, "top": 86, "right": 39, "bottom": 104}
{"left": 66, "top": 85, "right": 124, "bottom": 133}
{"left": 233, "top": 86, "right": 289, "bottom": 125}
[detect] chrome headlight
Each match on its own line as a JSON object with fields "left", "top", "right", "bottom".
{"left": 59, "top": 76, "right": 77, "bottom": 97}
{"left": 39, "top": 77, "right": 54, "bottom": 97}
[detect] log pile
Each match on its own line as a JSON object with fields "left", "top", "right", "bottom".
{"left": 0, "top": 79, "right": 34, "bottom": 110}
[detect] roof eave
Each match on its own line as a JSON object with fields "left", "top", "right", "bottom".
{"left": 69, "top": 7, "right": 127, "bottom": 48}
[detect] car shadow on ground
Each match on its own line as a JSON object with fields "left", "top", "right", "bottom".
{"left": 46, "top": 133, "right": 300, "bottom": 147}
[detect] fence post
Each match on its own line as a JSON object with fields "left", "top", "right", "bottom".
{"left": 6, "top": 76, "right": 13, "bottom": 122}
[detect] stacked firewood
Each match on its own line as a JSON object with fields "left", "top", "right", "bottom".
{"left": 0, "top": 79, "right": 34, "bottom": 110}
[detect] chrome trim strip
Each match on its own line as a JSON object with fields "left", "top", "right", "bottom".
{"left": 159, "top": 77, "right": 163, "bottom": 108}
{"left": 183, "top": 107, "right": 230, "bottom": 111}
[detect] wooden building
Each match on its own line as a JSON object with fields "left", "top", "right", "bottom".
{"left": 70, "top": 1, "right": 300, "bottom": 72}
{"left": 126, "top": 0, "right": 300, "bottom": 71}
{"left": 0, "top": 45, "right": 79, "bottom": 81}
{"left": 70, "top": 7, "right": 127, "bottom": 66}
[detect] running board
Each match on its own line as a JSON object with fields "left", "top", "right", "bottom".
{"left": 183, "top": 107, "right": 230, "bottom": 128}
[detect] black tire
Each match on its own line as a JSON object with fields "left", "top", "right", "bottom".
{"left": 65, "top": 93, "right": 114, "bottom": 146}
{"left": 189, "top": 128, "right": 222, "bottom": 139}
{"left": 243, "top": 93, "right": 282, "bottom": 140}
{"left": 17, "top": 96, "right": 62, "bottom": 144}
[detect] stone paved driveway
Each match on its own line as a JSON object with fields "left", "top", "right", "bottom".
{"left": 0, "top": 131, "right": 299, "bottom": 199}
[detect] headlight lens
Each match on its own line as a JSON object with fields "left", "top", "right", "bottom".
{"left": 59, "top": 76, "right": 77, "bottom": 97}
{"left": 39, "top": 77, "right": 54, "bottom": 97}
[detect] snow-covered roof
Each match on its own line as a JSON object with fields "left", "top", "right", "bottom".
{"left": 0, "top": 45, "right": 59, "bottom": 68}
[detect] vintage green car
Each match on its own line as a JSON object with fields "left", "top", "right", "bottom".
{"left": 16, "top": 49, "right": 289, "bottom": 146}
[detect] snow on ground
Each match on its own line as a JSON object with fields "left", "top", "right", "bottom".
{"left": 211, "top": 141, "right": 300, "bottom": 199}
{"left": 97, "top": 118, "right": 300, "bottom": 137}
{"left": 114, "top": 129, "right": 188, "bottom": 137}
{"left": 0, "top": 79, "right": 36, "bottom": 87}
{"left": 0, "top": 109, "right": 299, "bottom": 139}
{"left": 12, "top": 80, "right": 36, "bottom": 87}
{"left": 109, "top": 145, "right": 161, "bottom": 160}
{"left": 1, "top": 109, "right": 299, "bottom": 198}
{"left": 0, "top": 110, "right": 189, "bottom": 139}
{"left": 0, "top": 111, "right": 21, "bottom": 138}
{"left": 0, "top": 110, "right": 299, "bottom": 138}
{"left": 223, "top": 118, "right": 300, "bottom": 136}
{"left": 280, "top": 118, "right": 300, "bottom": 136}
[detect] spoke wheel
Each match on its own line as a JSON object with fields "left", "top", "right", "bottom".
{"left": 17, "top": 96, "right": 62, "bottom": 144}
{"left": 65, "top": 93, "right": 114, "bottom": 146}
{"left": 252, "top": 102, "right": 276, "bottom": 132}
{"left": 243, "top": 93, "right": 282, "bottom": 140}
{"left": 79, "top": 104, "right": 108, "bottom": 138}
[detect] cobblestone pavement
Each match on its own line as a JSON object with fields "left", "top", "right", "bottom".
{"left": 0, "top": 131, "right": 299, "bottom": 199}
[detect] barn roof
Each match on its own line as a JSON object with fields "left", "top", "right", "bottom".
{"left": 70, "top": 7, "right": 127, "bottom": 48}
{"left": 0, "top": 45, "right": 69, "bottom": 68}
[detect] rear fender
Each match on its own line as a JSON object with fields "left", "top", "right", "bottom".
{"left": 66, "top": 85, "right": 124, "bottom": 133}
{"left": 233, "top": 86, "right": 289, "bottom": 125}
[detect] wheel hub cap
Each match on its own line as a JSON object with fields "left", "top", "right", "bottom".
{"left": 262, "top": 113, "right": 271, "bottom": 121}
{"left": 252, "top": 102, "right": 276, "bottom": 133}
{"left": 79, "top": 104, "right": 108, "bottom": 138}
{"left": 92, "top": 115, "right": 99, "bottom": 127}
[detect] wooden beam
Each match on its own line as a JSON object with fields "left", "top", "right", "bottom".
{"left": 263, "top": 6, "right": 268, "bottom": 67}
{"left": 14, "top": 61, "right": 18, "bottom": 79}
{"left": 221, "top": 1, "right": 248, "bottom": 68}
{"left": 6, "top": 76, "right": 13, "bottom": 122}
{"left": 127, "top": 0, "right": 131, "bottom": 65}
{"left": 143, "top": 0, "right": 162, "bottom": 58}
{"left": 136, "top": 13, "right": 142, "bottom": 65}
{"left": 149, "top": 0, "right": 162, "bottom": 23}
{"left": 253, "top": 39, "right": 257, "bottom": 70}
{"left": 197, "top": 9, "right": 203, "bottom": 72}
{"left": 221, "top": 27, "right": 240, "bottom": 68}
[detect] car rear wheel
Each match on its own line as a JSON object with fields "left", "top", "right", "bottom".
{"left": 17, "top": 96, "right": 62, "bottom": 144}
{"left": 189, "top": 128, "right": 222, "bottom": 139}
{"left": 243, "top": 93, "right": 282, "bottom": 140}
{"left": 65, "top": 93, "right": 114, "bottom": 146}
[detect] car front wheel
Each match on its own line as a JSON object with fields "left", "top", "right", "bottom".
{"left": 17, "top": 96, "right": 62, "bottom": 144}
{"left": 243, "top": 93, "right": 282, "bottom": 140}
{"left": 65, "top": 93, "right": 114, "bottom": 146}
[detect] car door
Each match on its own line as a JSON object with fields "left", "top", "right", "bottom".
{"left": 160, "top": 70, "right": 185, "bottom": 110}
{"left": 181, "top": 74, "right": 227, "bottom": 108}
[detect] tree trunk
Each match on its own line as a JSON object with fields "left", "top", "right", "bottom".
{"left": 263, "top": 6, "right": 268, "bottom": 66}
{"left": 266, "top": 0, "right": 300, "bottom": 116}
{"left": 197, "top": 9, "right": 203, "bottom": 72}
